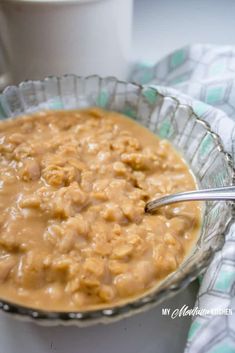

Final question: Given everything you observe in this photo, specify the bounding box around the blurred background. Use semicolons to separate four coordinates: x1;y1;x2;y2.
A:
0;0;133;85
133;0;235;63
1;0;235;89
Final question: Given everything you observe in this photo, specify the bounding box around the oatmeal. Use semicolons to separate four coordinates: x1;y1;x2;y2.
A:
0;108;200;311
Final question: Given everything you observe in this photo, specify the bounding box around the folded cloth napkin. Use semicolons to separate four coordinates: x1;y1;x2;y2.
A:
131;44;235;353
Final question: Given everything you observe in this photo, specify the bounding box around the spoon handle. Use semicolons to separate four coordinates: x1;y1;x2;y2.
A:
145;186;235;213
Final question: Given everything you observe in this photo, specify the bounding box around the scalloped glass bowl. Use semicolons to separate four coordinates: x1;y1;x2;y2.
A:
0;75;234;326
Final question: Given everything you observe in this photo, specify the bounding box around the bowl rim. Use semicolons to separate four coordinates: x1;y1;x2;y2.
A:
0;74;234;325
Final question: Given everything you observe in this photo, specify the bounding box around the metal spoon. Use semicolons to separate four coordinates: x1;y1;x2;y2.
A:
145;186;235;213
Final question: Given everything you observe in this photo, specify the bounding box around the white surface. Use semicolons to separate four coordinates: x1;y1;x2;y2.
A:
0;282;198;353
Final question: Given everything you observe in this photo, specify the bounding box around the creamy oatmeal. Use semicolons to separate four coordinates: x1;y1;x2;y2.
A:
0;108;200;311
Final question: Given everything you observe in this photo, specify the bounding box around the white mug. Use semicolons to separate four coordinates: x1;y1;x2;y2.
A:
0;0;133;86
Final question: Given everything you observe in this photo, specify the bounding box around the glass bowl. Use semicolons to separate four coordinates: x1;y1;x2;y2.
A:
0;75;234;326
